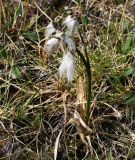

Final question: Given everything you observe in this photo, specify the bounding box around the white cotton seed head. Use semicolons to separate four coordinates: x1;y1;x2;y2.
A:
66;53;75;81
63;15;77;36
59;52;75;81
46;22;56;39
46;38;59;53
63;15;75;26
64;36;76;51
55;31;63;39
59;58;67;78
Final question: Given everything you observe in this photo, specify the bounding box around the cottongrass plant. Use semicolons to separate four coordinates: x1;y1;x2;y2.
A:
45;15;92;124
45;15;78;81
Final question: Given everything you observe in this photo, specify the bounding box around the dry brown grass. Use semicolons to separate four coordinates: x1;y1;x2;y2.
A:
0;0;135;159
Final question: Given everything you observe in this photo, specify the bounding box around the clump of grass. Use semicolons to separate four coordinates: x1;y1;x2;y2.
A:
0;0;135;160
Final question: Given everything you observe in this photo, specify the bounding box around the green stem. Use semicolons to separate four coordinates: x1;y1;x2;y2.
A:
76;48;92;124
78;30;92;124
76;48;87;67
85;62;92;124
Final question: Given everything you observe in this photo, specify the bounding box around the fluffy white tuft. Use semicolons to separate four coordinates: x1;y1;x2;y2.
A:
46;38;59;53
64;36;76;51
63;15;77;36
59;52;75;81
46;22;56;39
55;31;63;39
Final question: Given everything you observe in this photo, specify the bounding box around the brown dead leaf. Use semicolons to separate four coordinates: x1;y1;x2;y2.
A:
74;110;92;136
98;1;105;12
76;77;85;122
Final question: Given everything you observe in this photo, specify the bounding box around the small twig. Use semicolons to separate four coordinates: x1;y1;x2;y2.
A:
0;0;6;23
34;2;52;22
